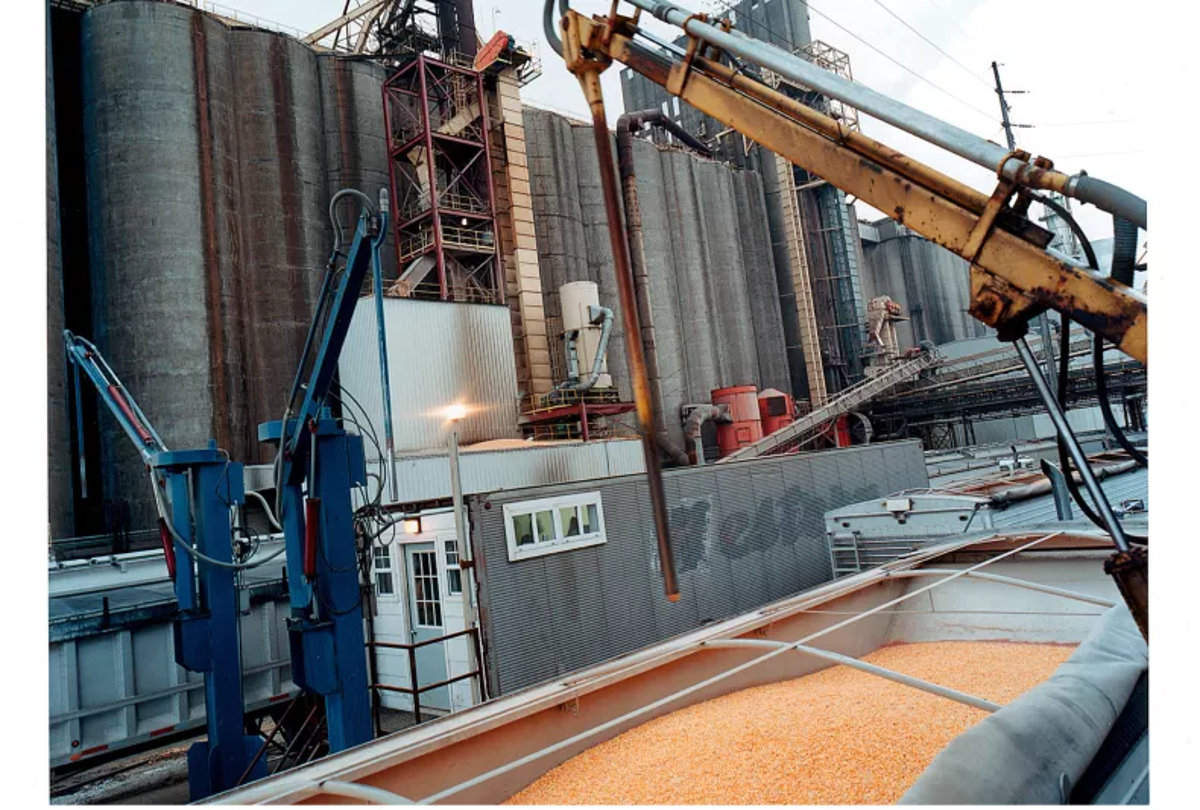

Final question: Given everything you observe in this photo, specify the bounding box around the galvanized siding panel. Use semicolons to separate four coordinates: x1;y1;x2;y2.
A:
751;461;796;603
471;502;558;694
473;441;926;694
595;480;662;656
339;298;520;454
675;469;738;625
541;544;613;677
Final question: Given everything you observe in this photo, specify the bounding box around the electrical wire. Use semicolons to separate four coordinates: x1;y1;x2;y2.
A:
151;471;286;571
802;0;998;125
868;0;994;91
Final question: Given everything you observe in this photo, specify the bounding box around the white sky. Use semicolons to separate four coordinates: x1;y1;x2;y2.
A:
183;0;1152;241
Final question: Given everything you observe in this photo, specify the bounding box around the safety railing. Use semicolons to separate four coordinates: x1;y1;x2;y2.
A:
367;627;486;725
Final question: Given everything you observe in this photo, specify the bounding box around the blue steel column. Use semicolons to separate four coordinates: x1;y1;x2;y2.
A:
312;420;372;750
154;445;264;799
258;417;373;752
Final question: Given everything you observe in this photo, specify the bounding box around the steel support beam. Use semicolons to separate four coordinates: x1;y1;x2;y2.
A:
700;638;1001;712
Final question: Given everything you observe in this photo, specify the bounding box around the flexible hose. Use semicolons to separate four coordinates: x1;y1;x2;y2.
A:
245;489;284;532
329;188;377;258
1071;175;1147;232
1093;336;1147;465
543;0;568;57
1110;215;1139;286
1033;195;1147;470
151;472;286;571
1056;317;1106;531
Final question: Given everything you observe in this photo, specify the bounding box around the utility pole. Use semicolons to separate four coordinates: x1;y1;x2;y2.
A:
992;61;1058;394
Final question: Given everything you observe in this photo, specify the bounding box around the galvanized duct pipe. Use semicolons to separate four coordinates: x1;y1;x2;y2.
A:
617;109;710;467
683;404;726;465
574;305;615;392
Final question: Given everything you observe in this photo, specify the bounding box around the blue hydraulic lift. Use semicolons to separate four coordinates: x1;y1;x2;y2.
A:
63;187;395;798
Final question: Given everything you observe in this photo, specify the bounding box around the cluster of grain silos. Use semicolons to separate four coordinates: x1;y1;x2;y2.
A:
56;0;394;533
522;107;790;451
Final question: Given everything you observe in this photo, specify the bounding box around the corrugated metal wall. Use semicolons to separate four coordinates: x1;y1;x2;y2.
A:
338;297;521;452
470;440;927;695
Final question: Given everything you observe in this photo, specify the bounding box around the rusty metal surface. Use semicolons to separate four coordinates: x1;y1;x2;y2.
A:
568;27;679;599
79;1;395;531
569;12;1147;365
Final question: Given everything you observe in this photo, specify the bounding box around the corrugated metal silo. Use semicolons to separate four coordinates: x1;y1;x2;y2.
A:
48;3;73;538
83;1;234;530
659;148;720;402
694;159;758;388
230;29;330;462
317;56;395;280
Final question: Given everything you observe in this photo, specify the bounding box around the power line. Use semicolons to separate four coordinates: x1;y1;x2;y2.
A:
803;1;998;126
1056;149;1146;159
1031;118;1141;128
869;0;994;91
922;0;983;49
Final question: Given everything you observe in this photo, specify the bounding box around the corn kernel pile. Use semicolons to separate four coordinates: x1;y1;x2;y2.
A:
505;641;1074;805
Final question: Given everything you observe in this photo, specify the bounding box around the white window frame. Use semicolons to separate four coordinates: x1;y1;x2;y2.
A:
371;543;399;602
444;538;463;595
503;492;607;562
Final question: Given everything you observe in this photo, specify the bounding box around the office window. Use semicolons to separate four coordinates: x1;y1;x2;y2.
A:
445;539;463;595
672;96;681;117
503;492;607;561
372;544;395;597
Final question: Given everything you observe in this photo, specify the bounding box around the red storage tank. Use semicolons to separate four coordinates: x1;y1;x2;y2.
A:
711;385;763;458
757;388;795;435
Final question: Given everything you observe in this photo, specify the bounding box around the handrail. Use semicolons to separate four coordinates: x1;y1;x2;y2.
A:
366;627;487;725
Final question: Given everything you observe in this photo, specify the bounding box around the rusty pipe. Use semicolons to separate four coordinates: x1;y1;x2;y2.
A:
617;109;704;468
576;65;680;601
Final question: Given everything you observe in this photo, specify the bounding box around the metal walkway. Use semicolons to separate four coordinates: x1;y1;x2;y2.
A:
719;353;936;462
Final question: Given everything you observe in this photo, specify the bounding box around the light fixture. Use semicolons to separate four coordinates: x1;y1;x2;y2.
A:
403;517;422;535
444;402;469;421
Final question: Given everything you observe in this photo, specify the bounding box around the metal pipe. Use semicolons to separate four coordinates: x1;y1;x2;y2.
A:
683;404;724;465
1014;338;1129;551
622;0;1146;228
413;532;1058;805
700;638;1002;712
576;305;615;392
371;188;399;502
316;780;413;805
617;109;702;468
271;703;321;775
576;61;679;601
1040;459;1075;520
448;423;480;705
887;569;1117;608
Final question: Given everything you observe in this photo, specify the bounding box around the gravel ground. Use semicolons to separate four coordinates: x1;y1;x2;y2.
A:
505;641;1076;805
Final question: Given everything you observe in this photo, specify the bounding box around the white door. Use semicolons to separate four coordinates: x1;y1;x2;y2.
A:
405;543;450;711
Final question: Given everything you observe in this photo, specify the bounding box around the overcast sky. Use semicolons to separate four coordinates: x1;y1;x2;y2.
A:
222;0;1149;242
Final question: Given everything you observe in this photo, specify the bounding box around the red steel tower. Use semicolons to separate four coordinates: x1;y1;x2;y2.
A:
383;54;502;303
